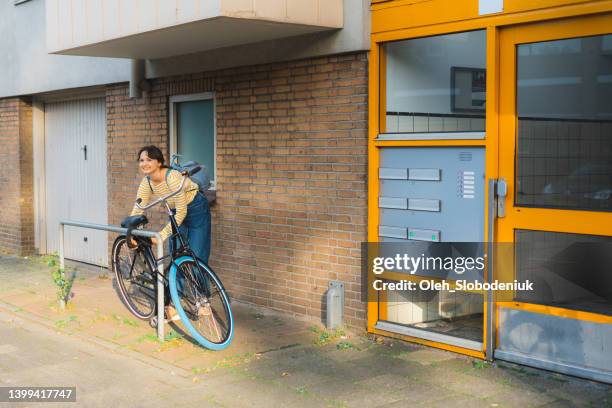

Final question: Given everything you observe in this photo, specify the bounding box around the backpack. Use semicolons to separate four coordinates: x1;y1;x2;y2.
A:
146;155;215;204
169;155;211;192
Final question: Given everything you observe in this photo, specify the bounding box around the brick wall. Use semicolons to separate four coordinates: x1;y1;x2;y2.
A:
107;52;368;328
0;97;34;255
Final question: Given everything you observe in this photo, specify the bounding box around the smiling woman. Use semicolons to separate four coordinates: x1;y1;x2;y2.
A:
129;145;211;264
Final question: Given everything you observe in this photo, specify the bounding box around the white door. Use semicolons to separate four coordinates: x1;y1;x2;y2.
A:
44;98;108;266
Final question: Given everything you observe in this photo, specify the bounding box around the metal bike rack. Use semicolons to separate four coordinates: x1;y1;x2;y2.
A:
58;220;166;341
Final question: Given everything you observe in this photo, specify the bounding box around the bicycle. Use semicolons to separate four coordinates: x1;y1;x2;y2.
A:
111;167;234;350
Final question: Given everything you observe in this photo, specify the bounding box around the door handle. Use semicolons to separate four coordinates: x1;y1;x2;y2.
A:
496;178;508;218
82;145;87;161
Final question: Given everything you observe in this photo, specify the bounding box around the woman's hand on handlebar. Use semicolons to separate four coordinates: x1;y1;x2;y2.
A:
129;236;157;248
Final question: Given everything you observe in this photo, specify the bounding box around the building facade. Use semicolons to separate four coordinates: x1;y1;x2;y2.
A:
0;0;370;328
369;0;612;383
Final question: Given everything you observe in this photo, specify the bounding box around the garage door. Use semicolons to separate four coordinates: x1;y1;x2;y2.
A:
44;98;108;266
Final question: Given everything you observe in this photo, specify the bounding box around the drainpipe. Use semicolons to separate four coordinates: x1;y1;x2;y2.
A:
130;59;147;99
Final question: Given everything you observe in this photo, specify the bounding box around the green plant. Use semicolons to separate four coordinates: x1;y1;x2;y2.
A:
310;325;346;346
336;341;354;350
136;333;161;344
55;315;78;328
51;268;76;307
472;360;492;369
164;330;184;341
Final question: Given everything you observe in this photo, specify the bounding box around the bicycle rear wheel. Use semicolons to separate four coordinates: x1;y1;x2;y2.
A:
112;235;156;320
168;256;234;350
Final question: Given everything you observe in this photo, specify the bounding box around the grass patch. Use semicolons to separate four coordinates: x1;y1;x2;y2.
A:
192;366;211;375
336;341;354;350
112;332;127;340
472;360;492;369
190;352;256;377
295;386;310;397
112;314;140;327
164;330;183;341
55;315;78;329
136;333;161;344
309;325;346;346
214;352;255;369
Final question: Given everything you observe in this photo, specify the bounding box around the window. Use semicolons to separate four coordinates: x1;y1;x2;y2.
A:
515;34;612;211
515;230;612;316
169;93;216;189
382;30;487;139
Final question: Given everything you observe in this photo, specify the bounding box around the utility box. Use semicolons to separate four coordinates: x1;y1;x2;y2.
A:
326;281;344;329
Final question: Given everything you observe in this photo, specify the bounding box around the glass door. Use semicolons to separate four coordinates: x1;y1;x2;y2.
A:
496;13;612;381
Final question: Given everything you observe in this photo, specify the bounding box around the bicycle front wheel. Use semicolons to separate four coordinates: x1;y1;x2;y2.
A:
112;235;156;320
168;256;234;350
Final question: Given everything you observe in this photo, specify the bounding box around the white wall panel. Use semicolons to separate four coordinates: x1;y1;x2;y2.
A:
87;0;105;43
119;0;138;36
138;0;158;32
178;0;199;23
44;98;108;266
158;0;178;27
200;0;221;17
103;0;121;39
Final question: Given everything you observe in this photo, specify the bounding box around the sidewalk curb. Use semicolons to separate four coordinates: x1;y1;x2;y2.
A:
0;300;193;379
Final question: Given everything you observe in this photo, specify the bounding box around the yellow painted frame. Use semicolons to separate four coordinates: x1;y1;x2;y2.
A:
497;11;612;323
368;1;612;358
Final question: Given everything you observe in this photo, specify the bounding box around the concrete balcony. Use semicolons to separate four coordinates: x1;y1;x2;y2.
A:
46;0;343;59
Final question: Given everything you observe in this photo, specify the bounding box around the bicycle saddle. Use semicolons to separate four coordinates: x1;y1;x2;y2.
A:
121;215;149;249
121;215;148;229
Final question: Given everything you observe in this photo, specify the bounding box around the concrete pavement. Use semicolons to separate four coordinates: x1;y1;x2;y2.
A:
0;254;611;407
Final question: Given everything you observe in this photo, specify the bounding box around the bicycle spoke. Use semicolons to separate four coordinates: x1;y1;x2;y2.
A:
113;236;156;320
171;259;233;347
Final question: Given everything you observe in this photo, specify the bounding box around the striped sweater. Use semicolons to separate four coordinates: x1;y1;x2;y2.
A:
130;169;198;241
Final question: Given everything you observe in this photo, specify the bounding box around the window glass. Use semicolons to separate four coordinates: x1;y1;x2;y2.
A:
384;30;486;135
176;99;215;185
383;282;484;343
516;34;612;210
515;230;612;316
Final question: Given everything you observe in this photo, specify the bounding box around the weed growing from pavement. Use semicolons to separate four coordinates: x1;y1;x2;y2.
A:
309;325;346;346
50;267;76;308
294;386;309;396
136;333;161;344
164;330;183;341
55;315;78;328
336;341;354;350
191;352;257;377
472;360;492;369
112;314;140;327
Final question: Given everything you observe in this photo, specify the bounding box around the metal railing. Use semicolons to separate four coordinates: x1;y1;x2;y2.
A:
58;220;166;341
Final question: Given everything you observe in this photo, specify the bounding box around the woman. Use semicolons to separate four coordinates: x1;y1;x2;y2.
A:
130;145;211;262
130;145;212;318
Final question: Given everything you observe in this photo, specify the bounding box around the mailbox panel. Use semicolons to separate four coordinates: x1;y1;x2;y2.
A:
378;147;485;242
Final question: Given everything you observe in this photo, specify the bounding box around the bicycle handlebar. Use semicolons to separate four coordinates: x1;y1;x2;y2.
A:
134;168;199;211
